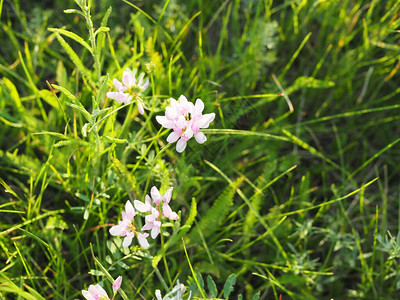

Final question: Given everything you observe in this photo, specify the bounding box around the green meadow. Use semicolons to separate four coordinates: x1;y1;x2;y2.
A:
1;0;400;299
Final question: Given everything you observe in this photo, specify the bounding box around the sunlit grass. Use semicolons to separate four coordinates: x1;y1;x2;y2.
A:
1;0;400;299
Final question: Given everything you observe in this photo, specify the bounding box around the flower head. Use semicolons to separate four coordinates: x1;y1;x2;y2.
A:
133;186;179;239
109;200;149;248
156;95;215;152
155;280;189;300
82;284;110;300
107;68;149;114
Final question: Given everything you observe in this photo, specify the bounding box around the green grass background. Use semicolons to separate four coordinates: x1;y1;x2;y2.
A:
1;0;400;299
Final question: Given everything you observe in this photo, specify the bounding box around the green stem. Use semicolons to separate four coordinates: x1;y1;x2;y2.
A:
118;102;135;139
159;221;172;285
144;142;171;193
83;3;101;80
88;102;131;133
154;266;169;292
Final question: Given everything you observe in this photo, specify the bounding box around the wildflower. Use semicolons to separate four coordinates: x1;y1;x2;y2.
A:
106;68;149;114
155;186;178;221
141;207;161;238
155;280;190;300
150;186;173;205
133;194;153;213
109;200;150;248
112;276;122;293
133;186;179;239
156;95;215;152
82;284;110;300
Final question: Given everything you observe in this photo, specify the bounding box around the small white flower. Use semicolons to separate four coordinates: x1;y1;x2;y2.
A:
109;200;150;248
155;280;190;300
107;68;149;114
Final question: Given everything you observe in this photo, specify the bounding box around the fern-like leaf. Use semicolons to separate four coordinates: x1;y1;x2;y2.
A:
190;177;243;243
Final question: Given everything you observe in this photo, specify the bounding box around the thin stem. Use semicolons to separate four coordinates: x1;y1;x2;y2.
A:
154;266;169;292
88;102;132;133
159;217;172;286
82;3;101;80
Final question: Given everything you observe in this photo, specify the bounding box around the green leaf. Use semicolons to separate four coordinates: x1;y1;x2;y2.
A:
190;178;243;243
196;272;204;290
56;61;68;87
51;84;91;121
101;136;128;144
54;139;89;148
63;8;85;16
207;275;218;298
51;84;76;101
185;197;197;227
65;102;92;122
88;269;104;276
45;216;68;230
52;33;92;79
39;89;59;109
96;7;112;59
223;273;236;299
101;6;112;27
286;76;335;95
111;156;137;191
3;77;23;112
48;28;93;53
252;293;260;300
96;74;109;106
94;26;110;37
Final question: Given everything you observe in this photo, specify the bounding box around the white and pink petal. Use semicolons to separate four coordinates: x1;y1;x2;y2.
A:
125;200;136;220
193;98;204;116
155;116;174;129
176;139;187;153
151;223;161;239
137;232;150;248
122;234;134;248
167;131;180;143
112;78;126;92
109;224;125;236
137;100;144;115
194;132;207;144
151;186;162;204
198;113;216;128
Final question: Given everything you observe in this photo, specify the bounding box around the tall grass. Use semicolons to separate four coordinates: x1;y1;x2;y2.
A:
1;0;400;299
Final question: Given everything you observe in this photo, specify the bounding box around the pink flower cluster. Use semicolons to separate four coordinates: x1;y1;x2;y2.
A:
107;68;149;114
82;276;122;300
109;200;150;248
134;186;178;239
156;95;215;152
109;186;178;249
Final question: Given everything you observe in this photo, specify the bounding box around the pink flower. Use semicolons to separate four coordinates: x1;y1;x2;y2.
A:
82;284;110;300
148;186;178;220
150;186;172;205
112;276;122;293
106;68;149;114
163;203;179;221
134;194;153;213
137;232;150;248
141;207;161;238
109;200;149;248
156;95;215;152
133;186;179;239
